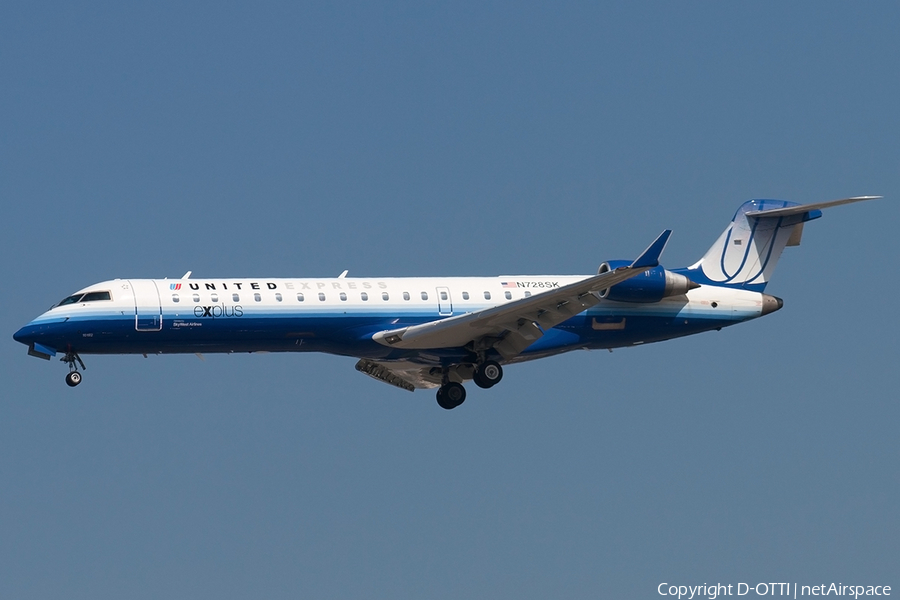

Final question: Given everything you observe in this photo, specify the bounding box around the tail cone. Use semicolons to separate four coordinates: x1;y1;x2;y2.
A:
761;294;784;316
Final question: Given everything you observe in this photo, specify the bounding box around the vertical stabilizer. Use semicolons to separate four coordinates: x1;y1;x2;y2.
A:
684;199;821;292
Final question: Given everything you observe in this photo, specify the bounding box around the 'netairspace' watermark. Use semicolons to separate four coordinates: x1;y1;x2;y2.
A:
658;583;891;599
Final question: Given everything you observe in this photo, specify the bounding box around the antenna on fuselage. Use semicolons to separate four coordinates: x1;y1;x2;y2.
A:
182;271;192;279
338;270;348;278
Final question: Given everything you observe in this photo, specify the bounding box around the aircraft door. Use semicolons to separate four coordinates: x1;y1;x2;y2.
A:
436;286;452;316
130;280;162;331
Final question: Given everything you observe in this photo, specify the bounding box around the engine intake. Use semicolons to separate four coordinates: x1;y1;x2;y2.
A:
598;261;700;303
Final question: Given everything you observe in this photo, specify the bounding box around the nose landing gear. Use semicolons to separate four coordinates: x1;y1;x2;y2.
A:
61;351;85;387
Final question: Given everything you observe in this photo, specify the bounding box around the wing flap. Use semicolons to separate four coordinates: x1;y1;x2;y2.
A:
355;359;440;390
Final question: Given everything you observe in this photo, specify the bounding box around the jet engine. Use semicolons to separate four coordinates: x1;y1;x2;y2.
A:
597;261;699;303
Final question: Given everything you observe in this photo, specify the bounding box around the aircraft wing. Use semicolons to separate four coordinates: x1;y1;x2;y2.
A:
371;230;672;359
355;359;441;391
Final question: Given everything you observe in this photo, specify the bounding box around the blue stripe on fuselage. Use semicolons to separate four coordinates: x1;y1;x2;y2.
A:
15;302;740;366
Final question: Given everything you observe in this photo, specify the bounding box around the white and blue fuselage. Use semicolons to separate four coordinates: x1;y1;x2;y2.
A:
13;196;881;408
14;275;769;361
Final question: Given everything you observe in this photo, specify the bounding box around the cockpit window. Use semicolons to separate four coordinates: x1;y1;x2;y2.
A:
56;290;111;307
81;291;111;302
57;294;83;306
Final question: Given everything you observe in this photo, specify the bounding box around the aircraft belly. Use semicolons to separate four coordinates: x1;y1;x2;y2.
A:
518;312;738;357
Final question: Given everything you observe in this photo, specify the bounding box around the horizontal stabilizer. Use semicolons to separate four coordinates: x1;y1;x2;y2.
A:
688;195;883;292
745;196;882;218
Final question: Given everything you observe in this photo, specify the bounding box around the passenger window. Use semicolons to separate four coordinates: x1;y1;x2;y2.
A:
172;294;180;303
524;291;532;297
462;292;469;300
361;292;368;301
421;292;428;301
297;293;304;302
382;292;389;301
318;293;326;301
193;294;201;303
440;291;448;301
505;291;512;300
403;292;410;301
254;293;261;302
211;293;219;303
340;292;347;301
81;291;111;302
233;293;240;302
275;293;282;302
484;291;491;300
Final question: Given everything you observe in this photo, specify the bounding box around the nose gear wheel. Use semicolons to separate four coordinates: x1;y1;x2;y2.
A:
60;351;85;387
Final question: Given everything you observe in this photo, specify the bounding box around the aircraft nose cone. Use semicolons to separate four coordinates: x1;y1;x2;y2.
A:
761;294;784;316
13;325;31;345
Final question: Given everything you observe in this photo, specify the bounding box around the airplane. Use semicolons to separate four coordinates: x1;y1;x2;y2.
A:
13;196;882;409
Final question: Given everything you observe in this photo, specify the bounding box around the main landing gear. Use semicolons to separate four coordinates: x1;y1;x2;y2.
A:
61;351;85;387
435;361;504;410
436;382;466;410
473;360;503;389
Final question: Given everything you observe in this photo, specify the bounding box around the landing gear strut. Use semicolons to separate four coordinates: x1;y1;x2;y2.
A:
61;351;85;387
473;360;503;389
436;382;466;410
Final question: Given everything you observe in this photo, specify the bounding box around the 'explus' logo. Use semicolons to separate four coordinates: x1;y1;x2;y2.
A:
193;305;243;318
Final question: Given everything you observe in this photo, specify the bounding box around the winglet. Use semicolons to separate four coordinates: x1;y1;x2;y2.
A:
630;230;672;269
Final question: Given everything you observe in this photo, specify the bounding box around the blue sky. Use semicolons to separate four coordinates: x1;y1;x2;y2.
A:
2;2;898;598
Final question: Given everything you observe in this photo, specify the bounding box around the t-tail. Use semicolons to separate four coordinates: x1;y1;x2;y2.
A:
680;196;882;292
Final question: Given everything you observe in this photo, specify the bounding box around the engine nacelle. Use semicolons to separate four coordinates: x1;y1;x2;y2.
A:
597;260;699;303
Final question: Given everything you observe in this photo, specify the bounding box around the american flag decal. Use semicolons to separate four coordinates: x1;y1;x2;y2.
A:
501;282;517;289
170;283;182;290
